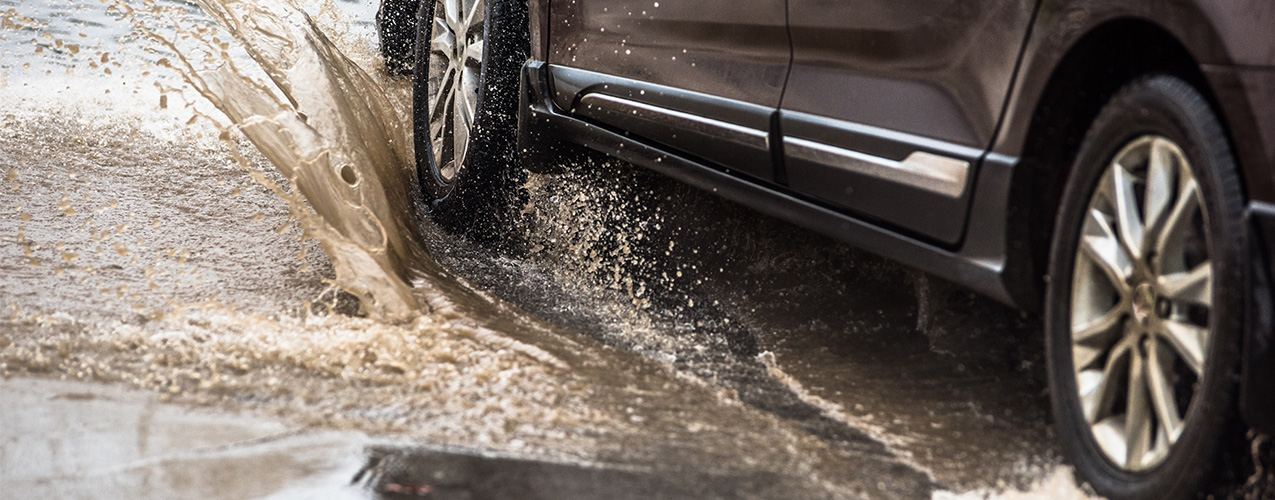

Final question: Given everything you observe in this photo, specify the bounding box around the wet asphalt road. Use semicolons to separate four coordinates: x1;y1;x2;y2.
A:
0;97;1075;499
4;0;1275;499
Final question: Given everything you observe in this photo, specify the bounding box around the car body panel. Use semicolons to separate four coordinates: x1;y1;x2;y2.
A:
777;0;1036;244
545;0;789;181
546;0;790;108
781;0;1035;148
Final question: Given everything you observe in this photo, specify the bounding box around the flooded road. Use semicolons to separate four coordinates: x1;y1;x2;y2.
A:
3;0;1272;499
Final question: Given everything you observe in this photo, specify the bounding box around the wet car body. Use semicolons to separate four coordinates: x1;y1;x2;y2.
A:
514;0;1275;436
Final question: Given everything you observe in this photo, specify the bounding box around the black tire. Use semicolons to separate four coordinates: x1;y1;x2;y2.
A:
1045;75;1245;500
377;0;419;75
412;0;528;244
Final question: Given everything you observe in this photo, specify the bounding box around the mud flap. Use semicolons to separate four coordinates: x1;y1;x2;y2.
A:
1242;202;1275;434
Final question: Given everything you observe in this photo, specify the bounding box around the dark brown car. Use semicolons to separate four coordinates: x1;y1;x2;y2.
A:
376;1;1275;498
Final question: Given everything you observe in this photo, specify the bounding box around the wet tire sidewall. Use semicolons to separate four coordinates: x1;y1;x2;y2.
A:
1045;75;1244;500
377;0;420;75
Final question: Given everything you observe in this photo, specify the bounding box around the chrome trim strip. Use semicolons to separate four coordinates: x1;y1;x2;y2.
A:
784;137;970;198
577;93;769;151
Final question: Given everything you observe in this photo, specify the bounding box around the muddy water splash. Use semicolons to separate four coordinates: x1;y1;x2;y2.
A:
120;0;431;321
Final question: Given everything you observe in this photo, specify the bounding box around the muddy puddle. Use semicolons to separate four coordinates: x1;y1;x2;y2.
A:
7;0;1269;498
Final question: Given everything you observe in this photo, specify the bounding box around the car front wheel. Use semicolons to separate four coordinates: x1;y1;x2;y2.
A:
1045;75;1245;500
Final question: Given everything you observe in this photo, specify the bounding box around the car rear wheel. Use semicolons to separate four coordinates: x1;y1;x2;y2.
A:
412;0;527;243
1045;75;1244;500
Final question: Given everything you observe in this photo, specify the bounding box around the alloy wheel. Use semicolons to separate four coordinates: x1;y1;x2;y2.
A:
426;0;485;182
1070;135;1213;472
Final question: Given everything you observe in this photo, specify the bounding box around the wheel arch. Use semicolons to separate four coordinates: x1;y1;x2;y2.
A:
1002;16;1228;313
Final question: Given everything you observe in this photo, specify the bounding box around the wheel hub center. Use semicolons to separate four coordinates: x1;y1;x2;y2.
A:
1132;283;1157;323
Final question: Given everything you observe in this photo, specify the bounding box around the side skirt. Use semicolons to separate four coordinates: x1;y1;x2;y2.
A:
518;60;1030;309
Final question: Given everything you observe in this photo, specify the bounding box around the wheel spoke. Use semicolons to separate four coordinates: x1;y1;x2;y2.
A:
1074;346;1106;375
1073;306;1124;375
1143;138;1177;247
444;0;463;33
455;72;474;128
452;83;471;168
430;19;455;59
1146;338;1185;443
1092;416;1130;469
429;94;449;142
1080;335;1136;424
1124;346;1153;469
1080;208;1134;293
1162;319;1207;376
460;68;479;126
1154;178;1200;264
464;39;485;67
1109;164;1146;261
1159;262;1212;307
1073;305;1125;349
428;66;456;123
429;109;447;142
428;71;455;164
430;98;452;165
465;0;485;36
